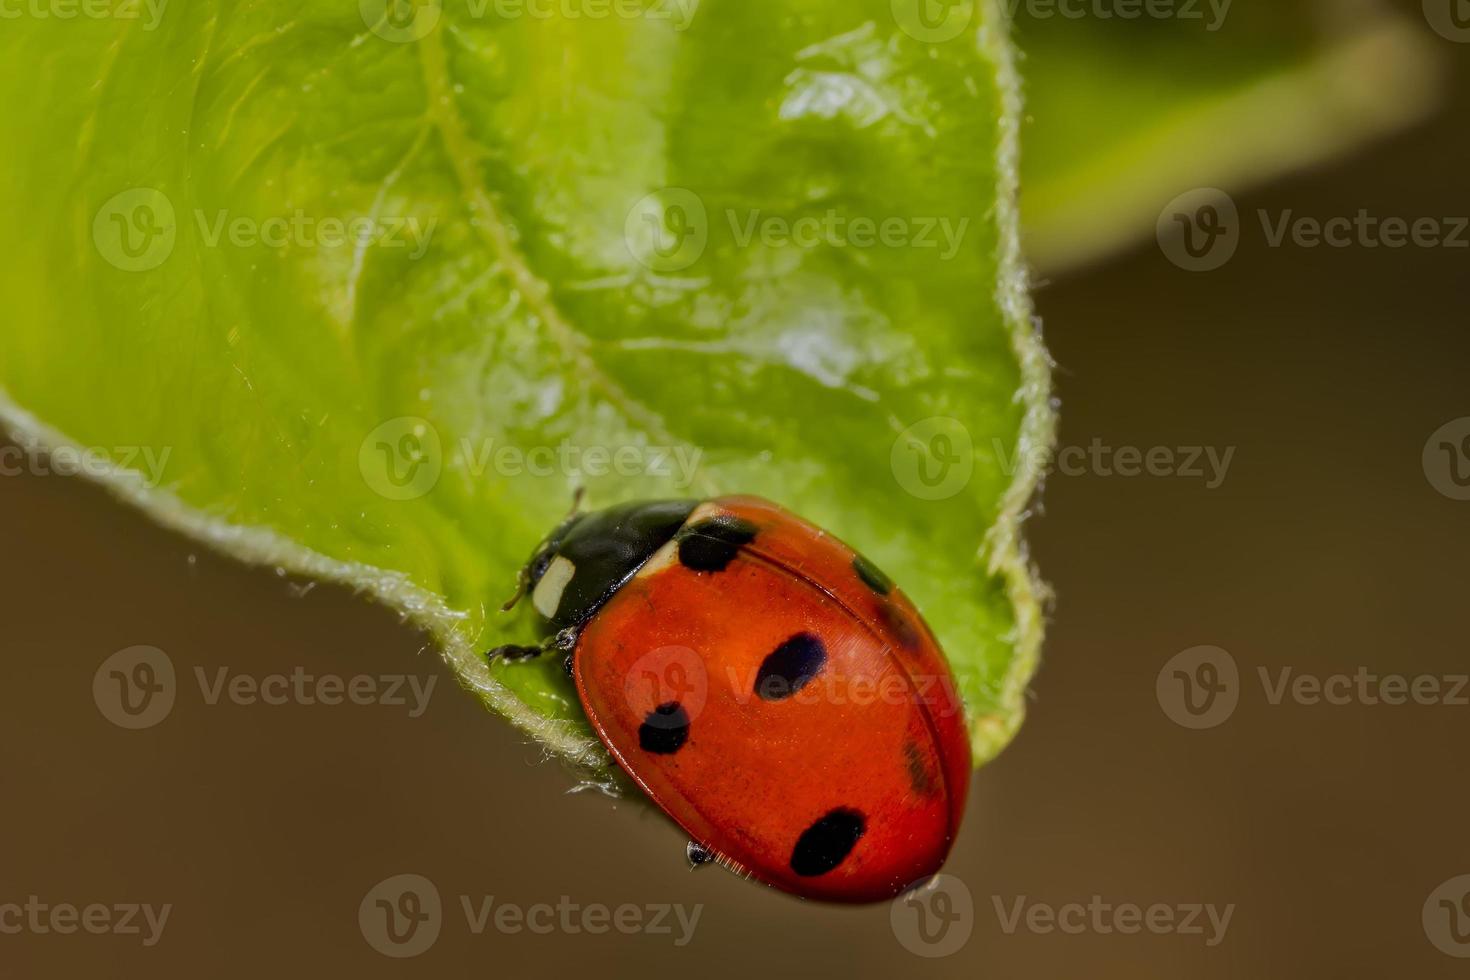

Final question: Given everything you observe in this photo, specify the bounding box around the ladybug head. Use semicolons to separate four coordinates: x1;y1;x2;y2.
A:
518;499;697;634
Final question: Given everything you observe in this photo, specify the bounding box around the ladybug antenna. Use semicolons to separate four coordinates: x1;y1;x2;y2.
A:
499;565;530;612
500;487;585;614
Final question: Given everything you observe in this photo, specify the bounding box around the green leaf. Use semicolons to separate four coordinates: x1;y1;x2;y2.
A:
0;0;1052;776
1018;0;1446;272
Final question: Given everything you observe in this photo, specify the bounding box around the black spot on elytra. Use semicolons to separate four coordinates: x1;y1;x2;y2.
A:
852;553;893;596
790;808;866;877
676;515;758;572
755;632;827;701
880;602;922;650
904;741;939;797
638;702;690;754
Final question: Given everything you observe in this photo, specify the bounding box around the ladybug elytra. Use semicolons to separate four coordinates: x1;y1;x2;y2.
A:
491;496;971;903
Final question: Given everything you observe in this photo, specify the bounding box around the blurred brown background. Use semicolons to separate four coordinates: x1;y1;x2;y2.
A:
3;18;1467;980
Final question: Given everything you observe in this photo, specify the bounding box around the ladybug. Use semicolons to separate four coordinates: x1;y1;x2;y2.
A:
490;496;970;903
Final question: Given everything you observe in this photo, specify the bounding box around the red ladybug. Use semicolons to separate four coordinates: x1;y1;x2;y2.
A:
491;496;970;903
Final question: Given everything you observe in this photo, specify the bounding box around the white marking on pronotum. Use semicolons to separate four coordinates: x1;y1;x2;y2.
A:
635;502;724;579
636;539;680;579
533;555;576;620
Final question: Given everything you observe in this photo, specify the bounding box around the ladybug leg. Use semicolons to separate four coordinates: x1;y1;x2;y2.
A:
686;842;716;869
485;643;545;662
486;625;580;665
